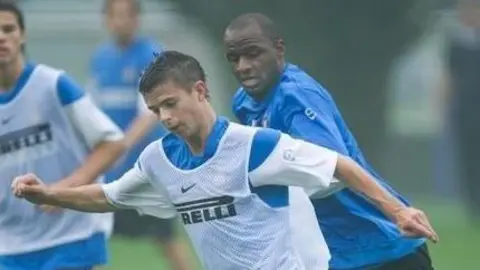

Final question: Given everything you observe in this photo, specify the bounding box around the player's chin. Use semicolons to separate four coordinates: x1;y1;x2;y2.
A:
243;85;265;96
169;126;187;137
0;57;11;66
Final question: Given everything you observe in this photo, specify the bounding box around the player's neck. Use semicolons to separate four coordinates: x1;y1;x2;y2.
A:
253;76;281;102
0;56;25;93
115;35;135;49
184;106;217;155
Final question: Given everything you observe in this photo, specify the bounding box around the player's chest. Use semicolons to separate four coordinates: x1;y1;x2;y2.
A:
0;91;60;136
150;158;249;225
243;106;283;130
0;96;70;161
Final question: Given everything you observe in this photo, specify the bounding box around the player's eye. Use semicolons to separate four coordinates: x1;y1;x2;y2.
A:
226;53;239;63
2;25;16;34
164;100;177;108
149;106;159;114
246;48;262;58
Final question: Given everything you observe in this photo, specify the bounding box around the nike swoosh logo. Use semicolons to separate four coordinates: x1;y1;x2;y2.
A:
181;183;196;193
1;116;14;125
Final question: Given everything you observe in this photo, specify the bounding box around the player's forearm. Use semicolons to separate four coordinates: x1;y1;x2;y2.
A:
123;114;157;148
44;184;117;213
65;140;126;187
335;156;406;221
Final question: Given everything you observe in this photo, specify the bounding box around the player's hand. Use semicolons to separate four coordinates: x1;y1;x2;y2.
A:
394;207;439;243
11;173;50;205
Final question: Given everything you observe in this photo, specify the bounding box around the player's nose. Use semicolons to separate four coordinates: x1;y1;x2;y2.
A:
0;31;7;43
236;56;252;73
158;108;173;123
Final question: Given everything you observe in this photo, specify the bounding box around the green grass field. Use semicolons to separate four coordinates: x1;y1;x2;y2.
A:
103;199;479;270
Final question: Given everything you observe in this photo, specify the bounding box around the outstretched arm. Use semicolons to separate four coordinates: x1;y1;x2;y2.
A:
43;184;115;213
12;174;115;213
12;166;176;218
248;129;439;242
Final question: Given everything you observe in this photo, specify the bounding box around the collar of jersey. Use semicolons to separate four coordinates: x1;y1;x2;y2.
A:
0;62;36;104
197;116;229;158
163;116;230;166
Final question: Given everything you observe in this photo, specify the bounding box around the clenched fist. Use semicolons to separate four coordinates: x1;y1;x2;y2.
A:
11;173;50;205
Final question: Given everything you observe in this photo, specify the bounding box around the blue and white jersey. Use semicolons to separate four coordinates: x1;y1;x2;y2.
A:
0;63;123;255
102;118;338;270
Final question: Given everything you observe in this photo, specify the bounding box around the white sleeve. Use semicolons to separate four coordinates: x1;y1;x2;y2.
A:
248;133;339;191
101;166;177;218
64;95;124;148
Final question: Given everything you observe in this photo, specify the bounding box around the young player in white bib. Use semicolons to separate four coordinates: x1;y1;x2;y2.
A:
0;1;125;269
12;51;438;270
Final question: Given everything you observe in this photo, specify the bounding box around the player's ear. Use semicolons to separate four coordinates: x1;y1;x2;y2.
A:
192;80;208;101
274;38;285;58
19;32;26;51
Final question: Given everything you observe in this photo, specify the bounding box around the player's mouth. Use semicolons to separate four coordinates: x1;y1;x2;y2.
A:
241;77;260;88
0;47;10;56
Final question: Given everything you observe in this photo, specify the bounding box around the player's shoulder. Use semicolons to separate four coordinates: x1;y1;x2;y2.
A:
279;64;329;98
131;36;163;57
275;63;333;108
34;63;64;77
137;36;161;49
91;41;117;61
30;63;66;87
138;138;164;164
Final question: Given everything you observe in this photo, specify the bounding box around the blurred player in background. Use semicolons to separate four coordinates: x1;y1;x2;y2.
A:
12;50;438;270
225;13;437;270
88;0;193;269
0;1;125;269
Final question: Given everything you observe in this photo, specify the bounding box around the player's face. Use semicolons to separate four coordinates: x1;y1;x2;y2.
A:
144;80;208;139
0;11;24;66
224;25;284;99
106;0;138;42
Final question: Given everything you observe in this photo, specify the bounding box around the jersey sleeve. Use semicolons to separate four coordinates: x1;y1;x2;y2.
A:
248;128;339;192
101;163;176;218
56;73;85;106
57;74;123;148
281;86;349;155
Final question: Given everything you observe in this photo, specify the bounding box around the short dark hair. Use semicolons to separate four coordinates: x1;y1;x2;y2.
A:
139;50;207;96
102;0;141;14
0;0;24;32
226;13;280;42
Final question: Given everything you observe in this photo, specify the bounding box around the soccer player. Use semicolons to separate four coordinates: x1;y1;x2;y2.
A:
0;1;125;269
224;13;437;270
12;51;438;270
89;1;193;269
